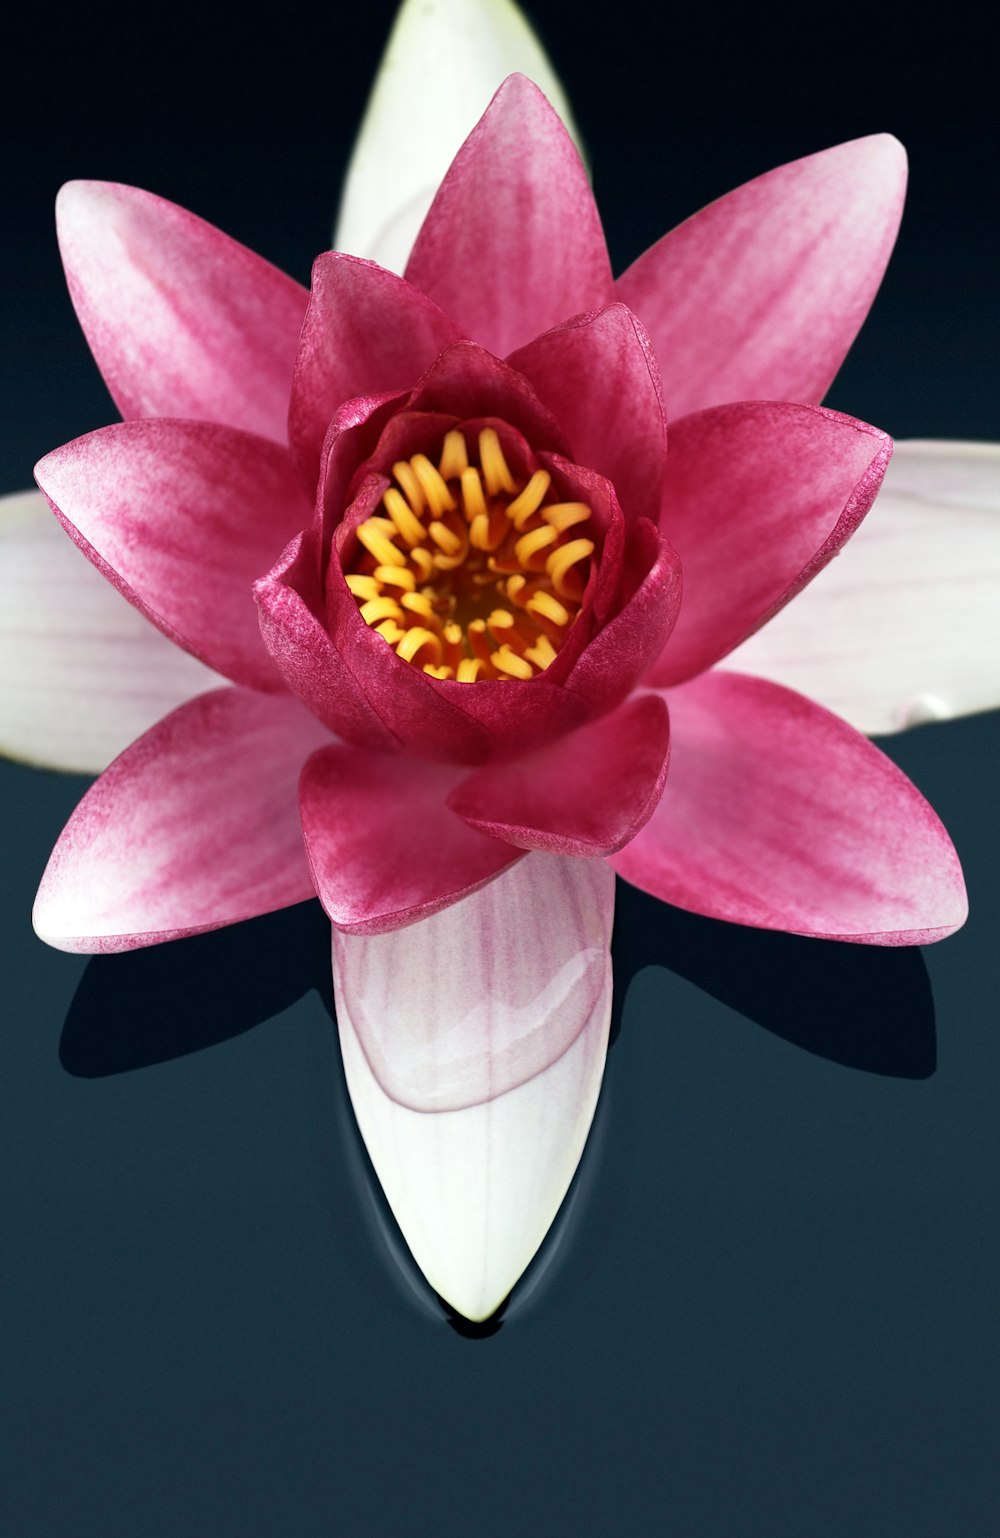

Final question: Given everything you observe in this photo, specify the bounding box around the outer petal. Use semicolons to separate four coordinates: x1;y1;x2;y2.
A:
289;255;462;485
647;402;891;688
335;0;582;274
334;855;614;1321
617;135;907;420
508;303;667;524
0;490;222;773
405;75;612;357
33;689;331;953
57;181;308;441
612;673;967;945
300;743;519;933
449;694;670;856
35;420;312;690
725;441;1000;733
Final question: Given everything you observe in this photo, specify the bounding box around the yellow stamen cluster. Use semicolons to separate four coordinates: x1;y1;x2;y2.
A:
344;428;595;682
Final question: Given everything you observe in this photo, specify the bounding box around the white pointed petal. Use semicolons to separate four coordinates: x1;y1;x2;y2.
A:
724;441;1000;734
333;854;614;1321
0;490;224;772
335;0;582;273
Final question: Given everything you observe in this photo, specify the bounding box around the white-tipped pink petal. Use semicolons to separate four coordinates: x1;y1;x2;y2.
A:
724;440;1000;733
35;420;312;691
612;672;967;945
57;181;308;441
0;491;222;772
33;689;331;953
405;75;612;357
335;0;582;274
333;854;614;1320
617;135;907;420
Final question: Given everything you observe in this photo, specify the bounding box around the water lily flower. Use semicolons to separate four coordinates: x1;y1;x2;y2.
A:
3;0;990;1322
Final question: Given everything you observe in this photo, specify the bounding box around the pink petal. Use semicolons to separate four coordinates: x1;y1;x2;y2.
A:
289;255;461;485
0;490;223;773
405;75;613;356
616;135;907;419
449;693;670;856
647;402;891;688
725;439;1000;734
300;743;519;933
33;689;331;953
612;673;967;945
57;181;308;442
35;420;313;691
403;340;567;454
332;850;613;1109
508;303;667;524
254;530;401;751
564;518;682;715
336;854;613;1321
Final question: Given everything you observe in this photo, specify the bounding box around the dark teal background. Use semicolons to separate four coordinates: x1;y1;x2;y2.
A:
3;1;998;1531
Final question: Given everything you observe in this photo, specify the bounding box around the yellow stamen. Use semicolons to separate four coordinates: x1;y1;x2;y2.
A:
543;501;591;533
345;573;381;601
401;591;438;622
359;596;404;627
460;466;488;524
375;564;416;592
411;454;456;515
515;524;558;568
428;520;464;557
493;645;534;680
356;521;407;567
456;657;486;683
423;663;455;680
376;619;405;645
393;460;425;515
506;470;551;529
547;538;595;597
410;547;435;582
438;430;469;481
396;627;442;666
526;590;571;626
525;634;558;670
479;428;517;496
383;487;425;546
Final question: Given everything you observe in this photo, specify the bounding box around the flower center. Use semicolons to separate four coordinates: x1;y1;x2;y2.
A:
344;428;595;682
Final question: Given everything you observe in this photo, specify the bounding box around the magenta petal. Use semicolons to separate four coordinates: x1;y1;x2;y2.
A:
33;689;331;953
508;303;667;525
332;852;614;1111
255;531;401;750
611;673;968;945
449;694;670;856
56;181;308;441
289;255;462;485
616;135;907;419
35;420;313;690
405;75;612;356
403;340;567;454
647;402;891;688
300;744;519;934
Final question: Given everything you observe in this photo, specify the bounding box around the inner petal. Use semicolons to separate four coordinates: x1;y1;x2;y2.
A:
342;427;596;682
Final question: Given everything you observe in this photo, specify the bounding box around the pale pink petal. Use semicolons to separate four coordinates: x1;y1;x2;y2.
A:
57;181;308;441
647;402;891;688
612;673;967;944
336;0;582;273
334;854;614;1318
725;440;1000;733
508;303;667;524
300;743;518;933
616;135;907;420
405;75;612;356
33;689;331;953
289;255;461;484
35;420;312;690
0;490;223;773
449;694;670;856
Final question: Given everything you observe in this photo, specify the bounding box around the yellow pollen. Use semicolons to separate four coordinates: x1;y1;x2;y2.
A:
343;431;597;683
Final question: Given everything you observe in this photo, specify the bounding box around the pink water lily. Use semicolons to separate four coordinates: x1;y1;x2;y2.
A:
4;0;987;1321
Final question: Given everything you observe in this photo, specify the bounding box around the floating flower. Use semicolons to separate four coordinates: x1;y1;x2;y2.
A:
3;0;988;1321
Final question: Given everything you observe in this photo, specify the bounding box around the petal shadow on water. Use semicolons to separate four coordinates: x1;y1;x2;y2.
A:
59;899;334;1077
610;878;936;1079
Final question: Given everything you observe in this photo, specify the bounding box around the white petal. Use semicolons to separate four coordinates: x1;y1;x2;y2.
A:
724;441;1000;734
334;0;582;274
0;490;224;772
333;854;613;1321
